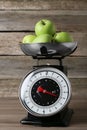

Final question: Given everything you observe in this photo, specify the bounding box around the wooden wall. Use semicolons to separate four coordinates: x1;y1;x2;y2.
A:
0;0;87;98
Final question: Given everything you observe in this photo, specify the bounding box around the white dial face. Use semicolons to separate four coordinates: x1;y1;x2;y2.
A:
19;67;71;117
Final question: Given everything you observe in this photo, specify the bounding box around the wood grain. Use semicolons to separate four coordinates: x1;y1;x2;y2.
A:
0;0;87;10
0;78;87;98
0;1;87;129
0;11;87;32
0;56;87;97
0;56;86;79
0;98;87;130
0;0;86;106
0;32;87;56
0;55;86;97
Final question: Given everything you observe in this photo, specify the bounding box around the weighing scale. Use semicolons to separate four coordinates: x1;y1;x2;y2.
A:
19;42;77;126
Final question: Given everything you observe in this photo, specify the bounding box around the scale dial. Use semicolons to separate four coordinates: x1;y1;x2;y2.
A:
19;67;71;117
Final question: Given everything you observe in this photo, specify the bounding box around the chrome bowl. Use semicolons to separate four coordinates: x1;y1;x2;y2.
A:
20;42;77;57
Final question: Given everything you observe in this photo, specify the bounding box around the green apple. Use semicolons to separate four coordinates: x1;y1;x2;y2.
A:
32;34;52;43
22;34;36;43
35;19;56;36
53;32;73;43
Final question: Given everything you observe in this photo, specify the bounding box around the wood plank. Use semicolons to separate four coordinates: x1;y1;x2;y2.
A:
0;98;87;110
0;56;86;97
0;11;87;32
0;0;87;10
0;98;87;111
0;78;87;98
0;79;19;97
0;98;87;130
64;56;87;78
0;56;86;79
70;78;87;99
0;32;87;56
0;32;25;56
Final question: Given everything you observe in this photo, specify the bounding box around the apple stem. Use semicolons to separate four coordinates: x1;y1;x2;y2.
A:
41;20;45;25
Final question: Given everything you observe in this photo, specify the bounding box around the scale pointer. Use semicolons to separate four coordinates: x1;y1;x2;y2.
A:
37;86;57;97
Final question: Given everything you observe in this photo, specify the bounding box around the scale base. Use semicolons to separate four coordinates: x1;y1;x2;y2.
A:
20;108;73;126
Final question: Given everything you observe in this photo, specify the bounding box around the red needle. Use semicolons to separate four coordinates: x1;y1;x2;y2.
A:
37;86;57;97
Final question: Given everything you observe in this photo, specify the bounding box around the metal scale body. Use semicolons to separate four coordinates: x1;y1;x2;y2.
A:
19;42;77;126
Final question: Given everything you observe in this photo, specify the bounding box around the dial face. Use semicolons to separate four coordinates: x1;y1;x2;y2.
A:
19;67;71;117
31;78;60;106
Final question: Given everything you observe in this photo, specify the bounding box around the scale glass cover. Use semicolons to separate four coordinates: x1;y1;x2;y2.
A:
19;67;71;117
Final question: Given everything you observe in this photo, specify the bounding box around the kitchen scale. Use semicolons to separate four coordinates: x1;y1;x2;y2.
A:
19;42;77;126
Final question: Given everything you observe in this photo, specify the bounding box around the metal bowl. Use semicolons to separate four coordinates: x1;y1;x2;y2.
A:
20;42;77;57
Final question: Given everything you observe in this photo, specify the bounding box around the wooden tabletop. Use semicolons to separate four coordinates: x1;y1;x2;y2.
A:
0;97;87;130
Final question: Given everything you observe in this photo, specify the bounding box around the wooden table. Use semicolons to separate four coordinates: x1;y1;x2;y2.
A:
0;97;87;130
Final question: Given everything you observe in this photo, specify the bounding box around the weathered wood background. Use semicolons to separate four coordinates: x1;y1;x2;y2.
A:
0;0;87;130
0;0;87;99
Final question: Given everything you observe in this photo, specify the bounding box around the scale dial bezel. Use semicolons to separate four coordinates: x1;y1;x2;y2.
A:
19;67;71;117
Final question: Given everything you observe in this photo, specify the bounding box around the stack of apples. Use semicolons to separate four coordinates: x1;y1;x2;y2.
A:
22;19;73;44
